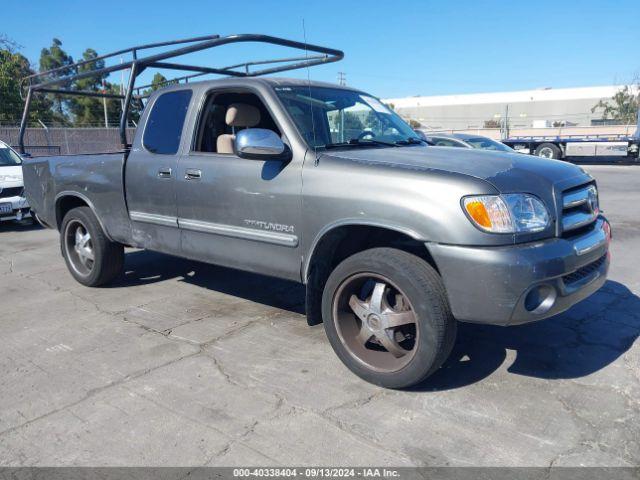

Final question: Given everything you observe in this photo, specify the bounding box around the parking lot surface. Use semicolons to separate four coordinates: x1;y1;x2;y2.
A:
0;165;638;467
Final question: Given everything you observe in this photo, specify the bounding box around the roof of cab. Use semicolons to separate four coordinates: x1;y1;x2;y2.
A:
153;76;364;94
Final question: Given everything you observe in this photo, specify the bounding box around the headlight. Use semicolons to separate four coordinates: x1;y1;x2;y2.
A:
463;194;550;233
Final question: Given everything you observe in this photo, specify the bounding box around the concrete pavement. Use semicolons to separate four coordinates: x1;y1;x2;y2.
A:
0;165;638;467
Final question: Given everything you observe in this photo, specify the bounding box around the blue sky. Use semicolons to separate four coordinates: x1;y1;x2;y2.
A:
3;0;638;98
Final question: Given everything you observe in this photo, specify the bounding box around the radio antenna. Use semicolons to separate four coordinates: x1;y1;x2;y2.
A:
302;19;319;164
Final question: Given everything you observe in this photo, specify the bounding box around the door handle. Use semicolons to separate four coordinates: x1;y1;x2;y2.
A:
157;167;172;178
185;168;202;180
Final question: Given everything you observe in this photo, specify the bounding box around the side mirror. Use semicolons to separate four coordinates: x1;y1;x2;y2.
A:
21;152;32;159
235;128;288;160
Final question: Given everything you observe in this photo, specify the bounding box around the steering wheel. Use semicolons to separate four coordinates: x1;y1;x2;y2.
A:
358;130;376;140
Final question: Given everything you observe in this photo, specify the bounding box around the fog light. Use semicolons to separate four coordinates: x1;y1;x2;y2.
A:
524;285;557;314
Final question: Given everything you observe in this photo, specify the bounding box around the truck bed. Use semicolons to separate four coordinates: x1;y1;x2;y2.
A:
22;152;132;243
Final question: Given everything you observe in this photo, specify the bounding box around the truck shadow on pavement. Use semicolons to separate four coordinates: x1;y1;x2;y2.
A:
118;250;307;314
415;280;640;391
0;220;42;233
117;252;638;390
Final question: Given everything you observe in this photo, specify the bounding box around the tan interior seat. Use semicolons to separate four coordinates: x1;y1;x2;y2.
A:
216;103;261;154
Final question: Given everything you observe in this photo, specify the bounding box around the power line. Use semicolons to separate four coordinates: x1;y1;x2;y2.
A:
337;72;346;86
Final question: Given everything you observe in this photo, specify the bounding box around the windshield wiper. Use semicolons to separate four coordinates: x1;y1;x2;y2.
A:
324;138;399;149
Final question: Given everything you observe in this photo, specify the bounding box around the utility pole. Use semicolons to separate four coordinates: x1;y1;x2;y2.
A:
102;79;109;129
337;72;346;86
500;104;510;140
38;119;52;148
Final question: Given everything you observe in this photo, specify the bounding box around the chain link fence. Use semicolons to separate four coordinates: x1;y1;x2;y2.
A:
0;127;136;156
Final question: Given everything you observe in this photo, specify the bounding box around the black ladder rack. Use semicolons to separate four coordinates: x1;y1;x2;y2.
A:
19;33;344;153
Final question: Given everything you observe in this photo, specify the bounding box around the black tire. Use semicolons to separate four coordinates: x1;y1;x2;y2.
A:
60;206;124;287
534;142;562;160
322;248;456;389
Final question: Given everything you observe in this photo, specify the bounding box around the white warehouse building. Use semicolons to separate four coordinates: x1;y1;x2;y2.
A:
384;85;633;131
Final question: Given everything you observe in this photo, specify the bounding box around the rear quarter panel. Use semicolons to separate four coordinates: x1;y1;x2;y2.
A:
22;153;132;243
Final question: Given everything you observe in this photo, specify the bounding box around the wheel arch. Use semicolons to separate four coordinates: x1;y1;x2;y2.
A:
54;191;114;242
302;220;439;326
303;220;434;280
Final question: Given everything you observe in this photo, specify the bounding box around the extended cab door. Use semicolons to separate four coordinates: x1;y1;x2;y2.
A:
175;88;303;281
125;89;193;254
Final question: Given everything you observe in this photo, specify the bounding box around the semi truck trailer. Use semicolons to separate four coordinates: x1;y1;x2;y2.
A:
503;110;640;161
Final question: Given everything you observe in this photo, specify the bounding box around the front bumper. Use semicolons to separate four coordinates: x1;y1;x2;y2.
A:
0;195;30;222
428;215;611;326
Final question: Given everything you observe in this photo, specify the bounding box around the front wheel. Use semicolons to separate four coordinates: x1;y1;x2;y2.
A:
322;248;456;389
60;206;124;286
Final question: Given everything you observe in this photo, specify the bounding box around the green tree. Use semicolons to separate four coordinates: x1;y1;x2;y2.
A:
0;49;32;124
39;43;126;127
106;82;129;126
0;33;21;52
365;110;382;131
330;110;364;138
150;73;170;91
591;84;639;125
344;111;364;131
141;73;177;96
39;38;75;119
0;47;58;125
69;48;111;126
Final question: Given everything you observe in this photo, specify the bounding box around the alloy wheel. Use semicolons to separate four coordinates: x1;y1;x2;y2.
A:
332;273;418;372
538;147;554;158
64;220;95;276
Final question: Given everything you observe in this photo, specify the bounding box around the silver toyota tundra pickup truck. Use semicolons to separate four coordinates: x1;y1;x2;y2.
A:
20;36;611;388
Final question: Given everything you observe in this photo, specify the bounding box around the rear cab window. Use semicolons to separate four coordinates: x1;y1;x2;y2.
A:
143;90;193;154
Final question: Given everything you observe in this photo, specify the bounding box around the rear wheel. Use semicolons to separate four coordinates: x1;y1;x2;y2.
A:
322;248;456;389
60;206;124;286
535;142;562;159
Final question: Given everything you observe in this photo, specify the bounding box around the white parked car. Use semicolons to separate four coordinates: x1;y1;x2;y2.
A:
0;141;31;223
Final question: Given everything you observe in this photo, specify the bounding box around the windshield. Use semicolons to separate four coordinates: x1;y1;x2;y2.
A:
0;145;22;166
464;137;513;152
275;86;421;148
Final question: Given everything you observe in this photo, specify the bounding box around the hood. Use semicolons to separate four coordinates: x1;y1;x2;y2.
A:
324;145;591;194
0;165;24;188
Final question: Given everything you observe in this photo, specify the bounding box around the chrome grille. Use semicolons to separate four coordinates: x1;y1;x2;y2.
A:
561;183;598;236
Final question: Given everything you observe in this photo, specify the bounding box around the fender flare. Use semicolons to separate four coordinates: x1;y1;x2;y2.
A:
301;218;427;282
54;191;115;242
